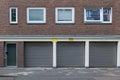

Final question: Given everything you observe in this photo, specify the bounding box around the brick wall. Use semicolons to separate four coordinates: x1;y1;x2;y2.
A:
0;42;4;67
17;42;24;67
0;0;120;35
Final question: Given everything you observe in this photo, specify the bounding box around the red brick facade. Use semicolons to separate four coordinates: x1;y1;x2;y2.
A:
0;42;4;67
0;0;120;68
0;0;120;35
17;42;24;67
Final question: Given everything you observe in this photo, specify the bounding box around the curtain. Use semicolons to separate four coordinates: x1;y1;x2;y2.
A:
58;9;72;21
29;9;44;21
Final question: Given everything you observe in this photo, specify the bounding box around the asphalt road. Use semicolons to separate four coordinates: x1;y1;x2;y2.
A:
1;76;120;80
0;68;120;80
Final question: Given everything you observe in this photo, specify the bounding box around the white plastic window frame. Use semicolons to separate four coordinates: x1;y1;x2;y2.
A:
9;7;18;24
27;7;46;24
55;7;75;24
84;7;112;23
102;8;112;23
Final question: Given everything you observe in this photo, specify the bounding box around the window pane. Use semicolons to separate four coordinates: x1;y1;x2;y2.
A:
11;9;16;21
103;8;111;21
29;9;44;21
58;9;72;21
86;8;100;20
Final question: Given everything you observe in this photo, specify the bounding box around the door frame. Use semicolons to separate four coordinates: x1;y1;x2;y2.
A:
5;42;17;67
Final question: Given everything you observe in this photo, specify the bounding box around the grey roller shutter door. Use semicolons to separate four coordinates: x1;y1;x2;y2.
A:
57;42;85;67
25;42;53;67
89;42;117;68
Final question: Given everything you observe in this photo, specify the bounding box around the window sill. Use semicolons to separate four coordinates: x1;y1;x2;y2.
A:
27;23;46;25
27;21;46;24
84;22;112;25
10;23;18;25
55;23;75;25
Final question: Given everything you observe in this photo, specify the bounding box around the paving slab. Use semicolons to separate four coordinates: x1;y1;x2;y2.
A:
0;77;14;80
0;68;120;80
94;77;120;80
16;77;95;80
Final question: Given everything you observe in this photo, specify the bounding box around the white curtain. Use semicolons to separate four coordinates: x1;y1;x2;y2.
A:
58;9;72;21
29;9;44;21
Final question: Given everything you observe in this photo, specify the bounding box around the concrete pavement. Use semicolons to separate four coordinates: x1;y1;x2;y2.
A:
0;68;120;80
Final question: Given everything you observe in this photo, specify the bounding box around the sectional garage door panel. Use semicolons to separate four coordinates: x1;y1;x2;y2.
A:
25;42;53;67
89;42;117;68
57;42;85;67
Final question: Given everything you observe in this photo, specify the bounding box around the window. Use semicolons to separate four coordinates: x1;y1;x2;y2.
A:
27;8;46;23
103;8;112;23
84;8;112;23
10;7;18;24
55;7;75;23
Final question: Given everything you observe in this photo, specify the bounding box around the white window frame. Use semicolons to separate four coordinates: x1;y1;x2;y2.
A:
9;7;18;24
102;8;112;23
55;7;75;24
27;7;46;24
84;7;112;23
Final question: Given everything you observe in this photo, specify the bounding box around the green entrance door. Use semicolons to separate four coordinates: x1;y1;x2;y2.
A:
7;44;16;66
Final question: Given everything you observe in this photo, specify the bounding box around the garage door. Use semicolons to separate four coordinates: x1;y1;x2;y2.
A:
25;42;53;67
89;42;117;68
57;42;85;67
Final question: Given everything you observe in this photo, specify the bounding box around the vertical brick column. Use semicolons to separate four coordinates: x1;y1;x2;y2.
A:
17;42;24;67
0;42;4;67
